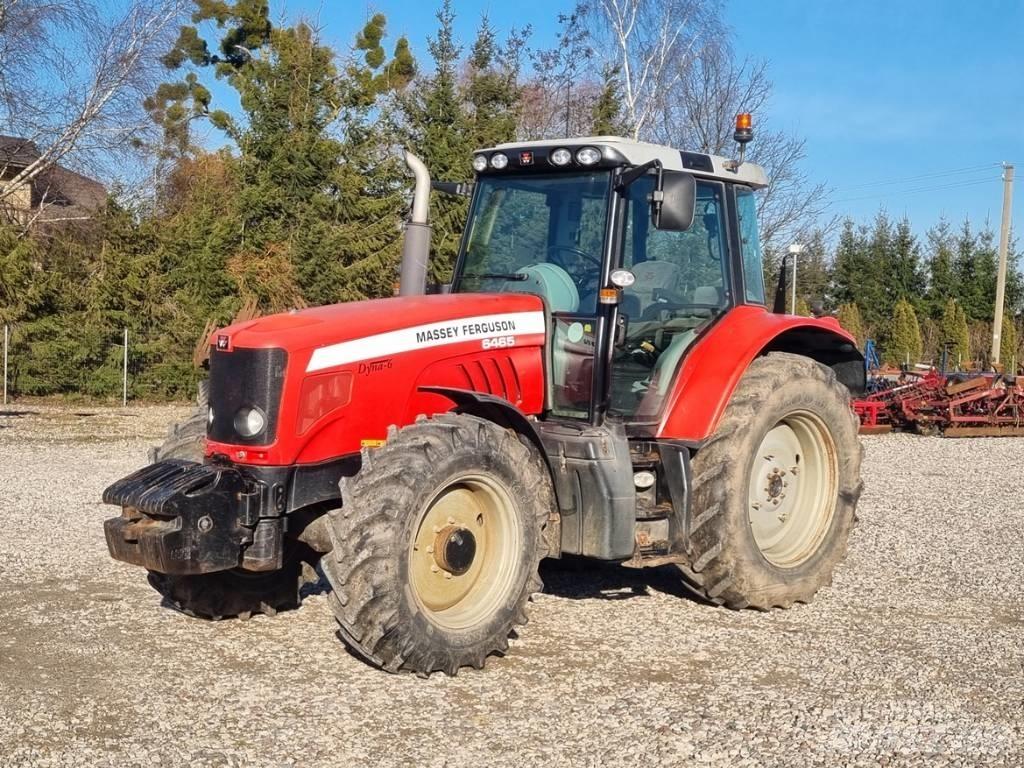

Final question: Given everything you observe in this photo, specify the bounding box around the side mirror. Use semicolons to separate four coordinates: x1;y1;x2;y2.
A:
652;170;696;231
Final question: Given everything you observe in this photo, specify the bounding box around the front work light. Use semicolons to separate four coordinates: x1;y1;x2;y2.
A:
575;147;601;166
234;406;266;437
472;154;488;172
550;148;572;166
490;152;509;170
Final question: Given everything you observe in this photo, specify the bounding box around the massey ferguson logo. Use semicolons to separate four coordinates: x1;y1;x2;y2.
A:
216;335;229;350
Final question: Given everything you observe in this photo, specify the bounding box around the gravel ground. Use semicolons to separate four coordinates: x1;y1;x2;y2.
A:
0;403;1022;767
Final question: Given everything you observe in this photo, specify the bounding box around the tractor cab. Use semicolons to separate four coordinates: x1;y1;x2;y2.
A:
453;136;770;427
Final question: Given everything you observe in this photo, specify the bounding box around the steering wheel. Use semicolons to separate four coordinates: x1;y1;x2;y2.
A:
546;245;602;294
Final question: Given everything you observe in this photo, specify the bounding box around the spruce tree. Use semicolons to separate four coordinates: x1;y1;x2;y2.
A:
591;65;629;136
886;298;923;367
889;218;925;312
924;218;957;319
404;0;473;283
465;16;523;150
939;298;970;369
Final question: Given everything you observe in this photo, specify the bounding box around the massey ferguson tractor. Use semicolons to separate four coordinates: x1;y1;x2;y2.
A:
103;116;865;676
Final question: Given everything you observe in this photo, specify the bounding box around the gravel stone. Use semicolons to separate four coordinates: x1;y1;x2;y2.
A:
0;404;1022;767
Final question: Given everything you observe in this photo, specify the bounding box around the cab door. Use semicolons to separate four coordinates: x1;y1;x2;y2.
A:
607;178;733;424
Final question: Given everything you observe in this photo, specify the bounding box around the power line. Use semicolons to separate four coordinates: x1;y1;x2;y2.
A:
831;176;1000;205
832;163;1001;192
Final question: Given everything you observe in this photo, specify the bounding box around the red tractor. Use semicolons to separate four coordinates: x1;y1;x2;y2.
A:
103;121;864;675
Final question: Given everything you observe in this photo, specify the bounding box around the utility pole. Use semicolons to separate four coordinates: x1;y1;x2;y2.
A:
991;163;1015;367
788;243;804;314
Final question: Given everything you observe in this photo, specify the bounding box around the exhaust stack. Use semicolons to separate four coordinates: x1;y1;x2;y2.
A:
399;150;432;296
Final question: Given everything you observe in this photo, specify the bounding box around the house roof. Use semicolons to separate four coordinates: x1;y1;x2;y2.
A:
32;165;107;210
0;135;40;169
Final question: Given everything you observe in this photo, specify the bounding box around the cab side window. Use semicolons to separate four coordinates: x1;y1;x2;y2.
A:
736;188;766;304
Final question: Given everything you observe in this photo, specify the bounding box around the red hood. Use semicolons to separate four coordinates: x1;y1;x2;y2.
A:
213;292;546;357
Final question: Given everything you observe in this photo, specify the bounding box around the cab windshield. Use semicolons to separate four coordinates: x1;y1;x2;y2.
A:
454;172;611;314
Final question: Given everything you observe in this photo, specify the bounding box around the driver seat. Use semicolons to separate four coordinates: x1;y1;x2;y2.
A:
626;260;684;317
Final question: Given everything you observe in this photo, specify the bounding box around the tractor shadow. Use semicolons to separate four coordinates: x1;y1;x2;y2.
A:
539;557;712;606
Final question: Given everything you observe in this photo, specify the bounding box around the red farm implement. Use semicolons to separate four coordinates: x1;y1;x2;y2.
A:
853;372;1024;436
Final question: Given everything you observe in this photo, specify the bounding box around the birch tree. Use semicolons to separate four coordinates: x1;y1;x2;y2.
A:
588;0;722;140
0;0;186;218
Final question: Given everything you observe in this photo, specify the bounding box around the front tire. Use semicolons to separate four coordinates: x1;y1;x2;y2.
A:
322;414;552;675
678;352;863;609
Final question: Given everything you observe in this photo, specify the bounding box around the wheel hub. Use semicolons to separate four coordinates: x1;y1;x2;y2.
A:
747;412;838;567
434;525;476;575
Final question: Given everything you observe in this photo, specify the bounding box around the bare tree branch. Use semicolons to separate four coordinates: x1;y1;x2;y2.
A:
0;0;186;212
588;0;723;139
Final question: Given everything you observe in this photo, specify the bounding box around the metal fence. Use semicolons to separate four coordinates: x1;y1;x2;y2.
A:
2;323;130;406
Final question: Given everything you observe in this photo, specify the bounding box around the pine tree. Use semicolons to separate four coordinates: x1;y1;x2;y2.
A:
886;298;923;367
939;298;970;369
837;303;866;348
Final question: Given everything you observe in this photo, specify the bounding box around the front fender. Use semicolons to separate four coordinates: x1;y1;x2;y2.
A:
657;306;861;442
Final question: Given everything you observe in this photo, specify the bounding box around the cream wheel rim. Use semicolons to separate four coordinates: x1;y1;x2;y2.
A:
408;474;521;630
747;411;838;567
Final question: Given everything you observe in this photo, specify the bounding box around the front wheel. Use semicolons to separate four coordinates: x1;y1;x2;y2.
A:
678;352;863;609
322;414;552;675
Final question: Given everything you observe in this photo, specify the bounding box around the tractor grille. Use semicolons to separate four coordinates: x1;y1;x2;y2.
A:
208;347;288;445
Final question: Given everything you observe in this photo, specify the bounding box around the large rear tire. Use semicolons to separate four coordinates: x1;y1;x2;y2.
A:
322;414;552;676
678;352;863;609
143;381;313;621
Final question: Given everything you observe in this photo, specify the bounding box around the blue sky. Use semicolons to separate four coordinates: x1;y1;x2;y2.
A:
265;1;1022;238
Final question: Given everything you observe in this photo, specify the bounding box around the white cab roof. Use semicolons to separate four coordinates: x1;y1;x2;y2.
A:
482;135;769;189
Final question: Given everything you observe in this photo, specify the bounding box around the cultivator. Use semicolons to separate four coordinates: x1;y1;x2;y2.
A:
853;372;1024;436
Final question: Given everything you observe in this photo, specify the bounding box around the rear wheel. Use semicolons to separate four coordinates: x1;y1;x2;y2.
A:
143;382;314;620
678;352;862;608
322;413;552;675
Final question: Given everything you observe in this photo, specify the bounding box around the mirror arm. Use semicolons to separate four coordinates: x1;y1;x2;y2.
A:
616;159;662;191
431;181;475;198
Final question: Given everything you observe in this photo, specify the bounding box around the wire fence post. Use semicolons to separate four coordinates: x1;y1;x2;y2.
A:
2;324;8;406
122;328;128;407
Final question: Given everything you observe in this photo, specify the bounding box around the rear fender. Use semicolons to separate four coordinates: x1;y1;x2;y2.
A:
657;306;862;442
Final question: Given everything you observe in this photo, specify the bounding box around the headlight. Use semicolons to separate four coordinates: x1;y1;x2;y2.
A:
575;147;601;166
550;147;572;166
472;154;488;172
208;406;214;425
233;406;266;437
490;152;509;170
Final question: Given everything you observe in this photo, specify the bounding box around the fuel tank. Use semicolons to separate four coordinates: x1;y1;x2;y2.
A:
205;293;548;466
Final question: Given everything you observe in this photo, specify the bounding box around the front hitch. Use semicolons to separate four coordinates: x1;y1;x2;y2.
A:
102;460;282;575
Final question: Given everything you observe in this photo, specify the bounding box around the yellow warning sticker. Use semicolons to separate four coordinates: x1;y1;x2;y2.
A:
360;439;386;448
